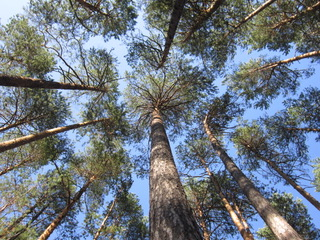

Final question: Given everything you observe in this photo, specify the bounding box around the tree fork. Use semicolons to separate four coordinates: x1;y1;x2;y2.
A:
203;114;303;240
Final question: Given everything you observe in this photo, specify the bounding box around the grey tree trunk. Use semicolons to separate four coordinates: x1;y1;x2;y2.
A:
203;114;303;240
0;75;107;92
149;109;203;240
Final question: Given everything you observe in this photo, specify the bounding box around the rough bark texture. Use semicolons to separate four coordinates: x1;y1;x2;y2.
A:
203;115;303;240
0;118;109;153
158;0;187;68
38;176;96;240
150;109;203;240
0;75;107;92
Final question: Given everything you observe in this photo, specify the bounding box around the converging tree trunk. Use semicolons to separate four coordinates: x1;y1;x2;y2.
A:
203;114;303;240
182;0;223;42
195;151;254;240
271;1;320;29
158;0;187;68
244;146;320;211
150;109;203;240
0;118;109;153
0;115;46;133
93;195;117;240
38;176;96;240
224;0;276;38
0;75;108;92
251;50;320;72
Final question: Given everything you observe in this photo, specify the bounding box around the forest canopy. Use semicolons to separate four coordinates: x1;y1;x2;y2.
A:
0;0;319;239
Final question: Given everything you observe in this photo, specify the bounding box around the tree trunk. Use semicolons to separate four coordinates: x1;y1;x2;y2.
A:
194;198;211;240
182;0;223;42
286;127;320;133
272;1;320;29
158;0;187;68
197;153;254;240
247;146;320;211
0;118;109;153
251;50;320;73
93;195;117;240
38;176;96;240
0;115;46;133
149;109;203;240
0;75;107;92
203;114;303;240
0;158;32;176
224;0;276;38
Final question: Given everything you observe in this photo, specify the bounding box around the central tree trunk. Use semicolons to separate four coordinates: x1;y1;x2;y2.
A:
149;109;203;240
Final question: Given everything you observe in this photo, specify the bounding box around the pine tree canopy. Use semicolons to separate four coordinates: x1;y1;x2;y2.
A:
0;0;319;239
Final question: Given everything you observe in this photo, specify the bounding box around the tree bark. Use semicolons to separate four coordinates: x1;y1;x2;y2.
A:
149;109;203;240
182;0;223;42
0;75;107;92
0;115;47;133
93;195;117;240
251;50;320;73
38;176;96;240
272;1;320;29
158;0;187;68
246;146;320;211
197;153;254;240
0;118;109;153
286;127;320;133
224;0;276;38
0;158;32;176
203;114;303;240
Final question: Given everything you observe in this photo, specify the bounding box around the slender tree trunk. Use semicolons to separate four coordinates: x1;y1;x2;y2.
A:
224;0;276;38
0;115;47;133
73;0;108;16
150;109;202;240
246;146;320;211
197;153;254;240
272;1;320;29
93;195;117;240
251;50;320;73
203;114;303;240
0;75;107;92
8;205;49;240
158;0;187;68
38;176;96;240
0;158;32;176
182;0;223;42
0;200;40;238
0;118;109;153
286;127;320;133
194;198;211;240
232;196;253;239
